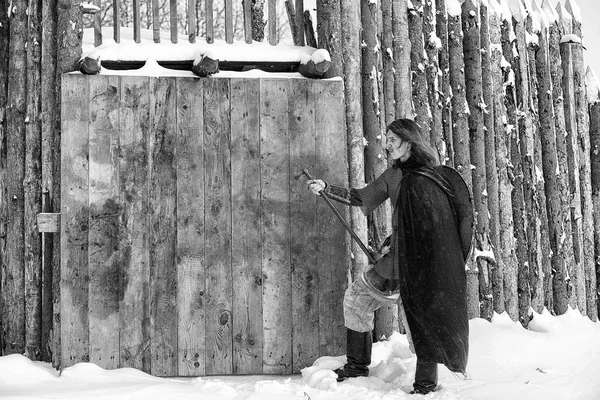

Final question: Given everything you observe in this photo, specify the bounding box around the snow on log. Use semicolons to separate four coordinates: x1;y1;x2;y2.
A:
192;54;219;77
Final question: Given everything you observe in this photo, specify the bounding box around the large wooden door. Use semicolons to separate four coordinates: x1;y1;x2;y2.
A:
60;73;349;376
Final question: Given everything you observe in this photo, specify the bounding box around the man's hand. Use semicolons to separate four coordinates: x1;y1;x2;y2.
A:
307;179;327;196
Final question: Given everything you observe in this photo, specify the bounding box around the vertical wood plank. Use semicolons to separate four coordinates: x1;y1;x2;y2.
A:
119;76;151;372
170;0;178;43
176;77;206;376
113;0;120;43
188;0;196;43
260;78;291;374
94;0;102;46
314;80;348;356
206;0;214;44
133;0;141;43
88;75;121;369
60;74;90;366
225;0;233;44
268;0;277;45
148;77;177;376
243;0;252;43
295;0;305;46
231;78;263;374
289;79;319;373
152;0;160;43
204;78;233;375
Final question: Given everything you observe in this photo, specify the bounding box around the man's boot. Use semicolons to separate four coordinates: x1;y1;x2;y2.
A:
334;329;372;382
410;361;438;394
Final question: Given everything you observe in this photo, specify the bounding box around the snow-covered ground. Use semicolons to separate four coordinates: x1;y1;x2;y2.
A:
1;308;599;400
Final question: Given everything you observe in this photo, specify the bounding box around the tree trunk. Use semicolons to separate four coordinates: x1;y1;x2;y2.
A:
41;0;59;364
499;6;519;321
0;0;9;357
317;0;342;78
487;0;510;316
3;0;28;356
435;0;452;164
557;3;583;311
448;4;478;319
392;0;412;118
24;0;43;361
567;0;596;319
423;0;442;158
587;66;600;321
408;0;431;134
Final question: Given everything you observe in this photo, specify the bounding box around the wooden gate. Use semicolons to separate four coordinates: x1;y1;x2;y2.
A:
60;73;349;376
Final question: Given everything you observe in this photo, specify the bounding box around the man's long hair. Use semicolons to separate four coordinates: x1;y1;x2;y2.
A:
387;119;439;168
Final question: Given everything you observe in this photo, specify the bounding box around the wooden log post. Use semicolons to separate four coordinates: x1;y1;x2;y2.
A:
381;0;396;127
566;0;596;319
525;0;551;315
544;0;574;315
435;0;452;164
423;0;443;158
498;0;519;321
3;0;28;356
25;0;43;361
533;0;561;315
447;0;479;319
587;66;600;321
362;0;397;339
393;0;413;118
0;0;8;357
557;2;583;311
481;0;504;316
409;0;432;134
317;0;342;79
487;0;513;316
463;0;492;320
510;0;541;327
340;1;367;284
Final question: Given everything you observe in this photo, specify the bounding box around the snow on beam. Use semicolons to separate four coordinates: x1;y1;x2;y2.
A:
508;0;525;22
586;66;600;105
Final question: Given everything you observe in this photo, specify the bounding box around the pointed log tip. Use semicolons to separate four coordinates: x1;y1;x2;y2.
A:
540;0;558;24
585;67;600;104
508;0;525;21
564;0;582;24
530;0;549;31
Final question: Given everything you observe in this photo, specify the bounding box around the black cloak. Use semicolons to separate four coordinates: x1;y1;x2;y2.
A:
394;158;473;374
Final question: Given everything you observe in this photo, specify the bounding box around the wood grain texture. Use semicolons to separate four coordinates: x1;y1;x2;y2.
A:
119;76;151;372
230;78;263;374
148;77;178;376
314;80;348;357
60;74;90;366
260;78;292;374
204;78;233;375
88;75;121;369
289;79;320;373
176;77;206;376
